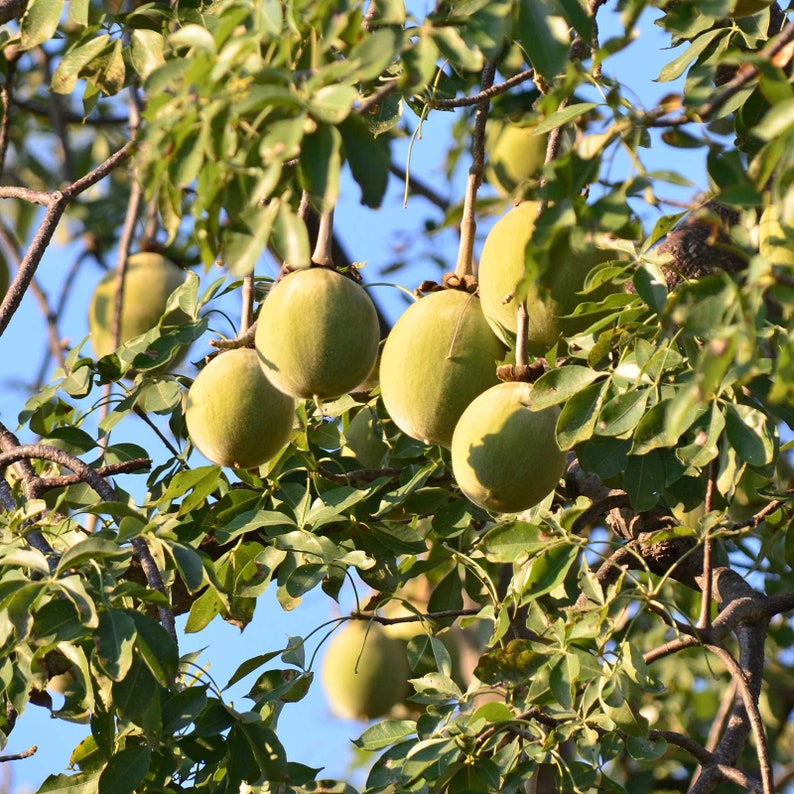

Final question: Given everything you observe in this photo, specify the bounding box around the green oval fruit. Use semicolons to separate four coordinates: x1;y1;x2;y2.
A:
451;381;566;513
478;201;615;354
380;290;506;447
342;405;389;469
729;0;773;16
185;348;295;469
484;120;548;199
255;267;380;401
88;252;189;360
321;621;411;721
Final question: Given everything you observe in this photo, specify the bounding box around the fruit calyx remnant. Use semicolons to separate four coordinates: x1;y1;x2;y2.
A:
414;271;479;298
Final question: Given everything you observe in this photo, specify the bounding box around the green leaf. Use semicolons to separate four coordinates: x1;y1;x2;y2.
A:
725;402;775;468
130;29;165;80
340;116;391;209
354;720;417;751
20;0;64;50
128;611;179;687
57;538;133;575
752;97;794;141
112;655;160;733
676;403;725;468
480;521;551;563
98;745;151;794
349;26;404;82
308;84;358;125
52;35;113;95
271;202;311;269
38;772;102;794
623;450;666;512
630;399;677;455
519;543;579;599
532;103;600;136
597;389;650;438
556;379;609;449
298;125;342;213
633;260;668;314
170;542;206;593
577;436;630;480
517;0;570;82
221;200;281;276
530;366;606;409
96;609;137;681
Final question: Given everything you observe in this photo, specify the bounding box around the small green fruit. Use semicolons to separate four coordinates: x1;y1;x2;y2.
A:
728;0;773;16
342;406;389;469
478;202;615;353
88;252;189;360
451;381;566;513
379;290;506;447
185;348;295;469
321;621;411;721
484;120;548;199
255;267;380;401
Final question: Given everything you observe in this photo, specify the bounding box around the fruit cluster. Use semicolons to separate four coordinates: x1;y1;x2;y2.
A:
87;198;614;514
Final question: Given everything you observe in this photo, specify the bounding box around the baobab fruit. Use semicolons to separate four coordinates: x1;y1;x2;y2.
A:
484;119;548;199
255;267;380;401
185;348;295;469
88;252;189;360
451;381;565;513
379;289;506;447
478;201;615;353
321;621;411;721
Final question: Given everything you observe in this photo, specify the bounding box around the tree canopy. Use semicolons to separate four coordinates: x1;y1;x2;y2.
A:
0;1;794;793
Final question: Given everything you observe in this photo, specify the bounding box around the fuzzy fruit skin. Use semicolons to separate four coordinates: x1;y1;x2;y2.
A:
451;381;565;513
255;267;380;401
185;348;295;469
484;120;548;199
321;621;411;721
88;252;189;360
478;202;615;354
379;290;506;447
729;0;773;16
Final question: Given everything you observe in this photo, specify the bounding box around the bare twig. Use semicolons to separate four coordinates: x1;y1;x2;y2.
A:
0;141;134;338
698;458;719;629
0;745;37;762
240;274;255;335
427;68;536;110
454;59;496;279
